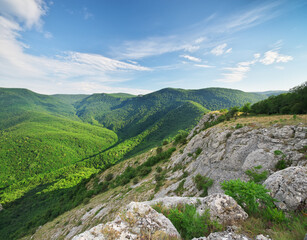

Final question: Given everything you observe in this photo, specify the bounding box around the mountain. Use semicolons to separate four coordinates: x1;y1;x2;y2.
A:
9;112;306;240
253;90;287;97
75;88;266;138
0;87;268;239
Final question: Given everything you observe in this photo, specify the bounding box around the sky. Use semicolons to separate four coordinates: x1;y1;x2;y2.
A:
0;0;306;95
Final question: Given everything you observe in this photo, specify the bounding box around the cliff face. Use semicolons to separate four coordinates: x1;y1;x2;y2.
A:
155;117;306;198
26;114;307;240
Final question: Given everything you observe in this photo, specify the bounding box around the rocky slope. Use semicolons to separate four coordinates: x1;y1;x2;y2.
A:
25;114;307;240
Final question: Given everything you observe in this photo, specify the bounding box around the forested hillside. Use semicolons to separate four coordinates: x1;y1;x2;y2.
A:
0;87;267;239
251;82;307;114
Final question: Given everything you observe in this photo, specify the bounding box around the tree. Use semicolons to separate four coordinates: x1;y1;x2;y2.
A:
240;103;251;116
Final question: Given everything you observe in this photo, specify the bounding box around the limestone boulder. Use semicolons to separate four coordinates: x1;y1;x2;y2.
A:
146;193;248;225
72;202;180;240
263;166;307;211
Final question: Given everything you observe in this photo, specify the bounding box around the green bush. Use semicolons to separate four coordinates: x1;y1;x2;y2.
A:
174;131;188;145
195;148;202;157
245;165;268;183
153;204;222;240
105;173;114;181
174;180;185;196
156;166;163;173
193;174;213;197
156;146;163;154
220;179;278;215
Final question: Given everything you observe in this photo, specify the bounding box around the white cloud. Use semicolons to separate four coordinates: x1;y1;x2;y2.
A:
216;53;259;83
184;45;200;52
194;64;215;68
0;0;46;28
217;48;293;83
0;8;151;94
112;2;282;60
211;43;232;56
217;65;251;83
225;48;232;54
180;55;201;62
259;50;293;65
195;37;205;44
254;53;261;59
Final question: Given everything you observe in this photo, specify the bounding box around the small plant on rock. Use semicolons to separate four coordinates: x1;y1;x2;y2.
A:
193;174;213;197
245;165;268;184
153;204;222;240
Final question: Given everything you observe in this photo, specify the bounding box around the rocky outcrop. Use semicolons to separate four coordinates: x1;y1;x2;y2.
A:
192;232;271;240
156;114;307;198
72;202;180;240
264;166;307;211
146;194;248;225
187;112;222;139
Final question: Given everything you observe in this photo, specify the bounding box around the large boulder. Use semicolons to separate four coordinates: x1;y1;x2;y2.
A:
145;194;248;225
72;202;180;240
263;166;307;211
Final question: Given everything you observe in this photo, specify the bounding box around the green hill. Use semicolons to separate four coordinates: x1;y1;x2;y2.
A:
76;87;265;138
0;86;267;239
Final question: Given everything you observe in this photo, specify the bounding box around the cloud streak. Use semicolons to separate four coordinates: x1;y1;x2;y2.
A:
211;43;232;56
112;2;282;60
0;0;151;94
180;54;201;62
217;49;293;83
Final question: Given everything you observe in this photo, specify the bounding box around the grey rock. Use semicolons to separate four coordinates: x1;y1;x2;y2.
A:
0;204;3;211
72;202;180;240
146;193;248;225
263;166;307;211
192;231;251;240
255;234;271;240
156;113;307;198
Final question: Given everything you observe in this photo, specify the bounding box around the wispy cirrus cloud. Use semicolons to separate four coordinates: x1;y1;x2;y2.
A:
194;64;215;68
259;50;293;65
180;54;201;62
211;43;232;56
112;2;282;60
217;49;293;83
0;0;150;94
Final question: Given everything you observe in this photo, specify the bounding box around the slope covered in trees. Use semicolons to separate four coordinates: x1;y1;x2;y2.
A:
0;87;268;239
251;82;307;114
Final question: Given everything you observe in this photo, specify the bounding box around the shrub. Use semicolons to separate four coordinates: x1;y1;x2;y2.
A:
133;177;139;185
137;166;151;177
172;163;184;172
245;165;268;184
105;173;114;181
153;204;222;240
220;179;277;215
174;131;188;145
174;180;185;196
195;148;202;157
274;150;291;170
193;174;213;197
163;140;169;145
156;146;163;155
235;123;243;129
156;166;163;173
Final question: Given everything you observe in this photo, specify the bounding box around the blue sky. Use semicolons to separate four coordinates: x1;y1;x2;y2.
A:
0;0;306;94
